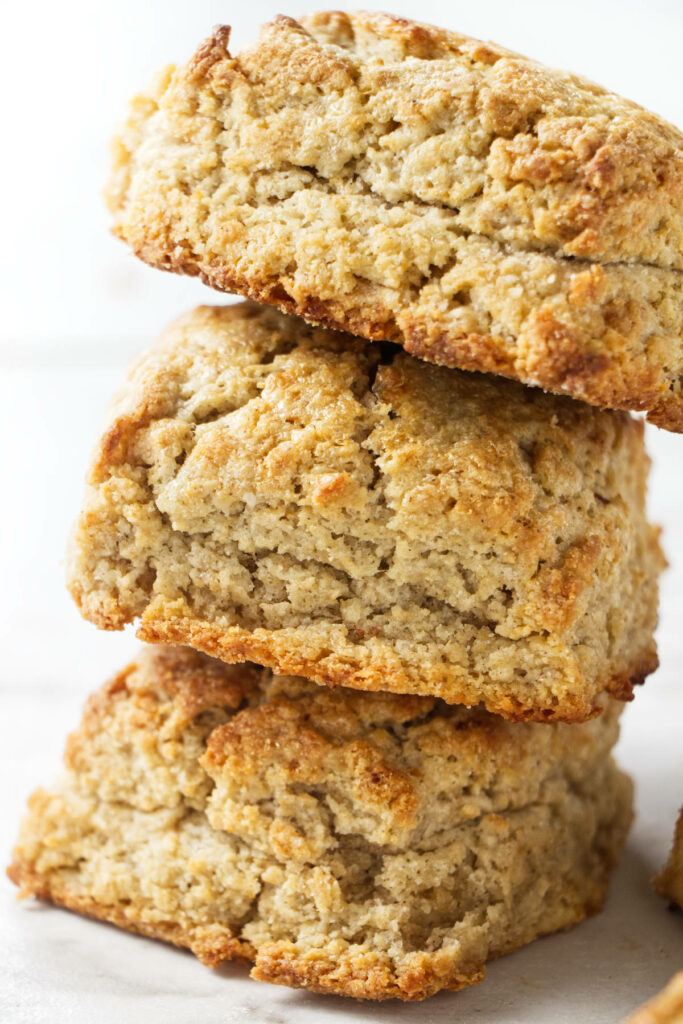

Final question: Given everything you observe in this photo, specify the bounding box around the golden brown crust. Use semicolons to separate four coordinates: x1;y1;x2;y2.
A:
8;646;633;1001
623;973;683;1024
119;10;683;269
108;13;683;428
122;245;683;432
7;849;483;1000
8;844;616;1001
135;614;657;723
7;855;251;968
250;943;485;1000
67;302;662;721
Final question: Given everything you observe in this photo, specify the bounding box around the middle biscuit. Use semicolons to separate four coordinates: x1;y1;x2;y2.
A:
67;301;662;722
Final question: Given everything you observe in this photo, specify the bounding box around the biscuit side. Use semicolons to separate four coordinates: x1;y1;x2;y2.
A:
109;12;683;269
106;15;683;427
66;303;662;721
9;647;633;1001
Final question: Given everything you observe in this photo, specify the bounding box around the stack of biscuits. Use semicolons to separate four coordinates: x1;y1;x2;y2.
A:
9;12;682;1003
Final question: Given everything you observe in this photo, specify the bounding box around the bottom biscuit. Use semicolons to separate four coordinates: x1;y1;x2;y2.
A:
9;646;632;1001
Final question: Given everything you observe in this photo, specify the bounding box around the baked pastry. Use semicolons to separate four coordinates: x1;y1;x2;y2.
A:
108;12;683;429
66;302;663;722
623;973;683;1023
9;645;633;1002
654;808;683;908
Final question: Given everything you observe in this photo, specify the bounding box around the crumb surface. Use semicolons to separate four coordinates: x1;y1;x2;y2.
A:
9;646;633;1001
108;12;683;428
67;302;662;721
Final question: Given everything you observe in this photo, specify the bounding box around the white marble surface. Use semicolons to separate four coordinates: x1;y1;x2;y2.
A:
1;366;683;1024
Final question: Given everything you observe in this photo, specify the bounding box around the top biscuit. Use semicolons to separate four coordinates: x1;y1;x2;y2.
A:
108;11;683;428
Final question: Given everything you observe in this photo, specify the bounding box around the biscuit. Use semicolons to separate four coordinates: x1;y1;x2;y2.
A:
654;808;683;908
108;12;683;429
623;973;683;1024
66;302;663;722
9;645;633;1002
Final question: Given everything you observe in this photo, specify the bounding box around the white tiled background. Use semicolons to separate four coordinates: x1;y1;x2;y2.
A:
1;2;683;1022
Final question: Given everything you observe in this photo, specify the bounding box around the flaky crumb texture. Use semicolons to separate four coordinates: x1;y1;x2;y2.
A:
108;12;683;428
9;646;632;1001
67;302;662;722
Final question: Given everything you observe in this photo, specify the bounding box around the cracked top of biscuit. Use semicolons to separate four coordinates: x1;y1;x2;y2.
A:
111;10;683;270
